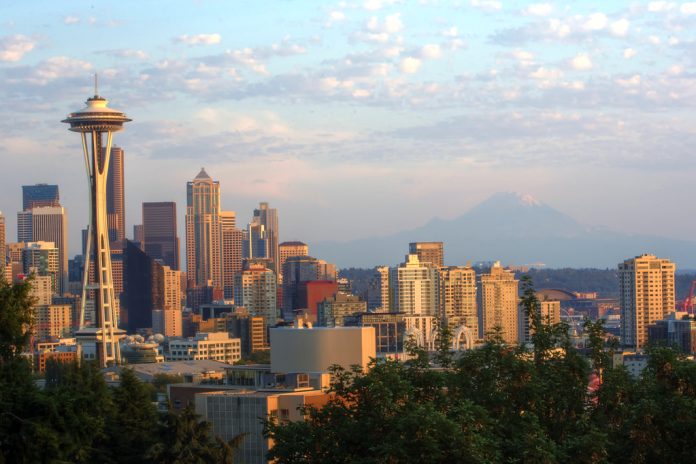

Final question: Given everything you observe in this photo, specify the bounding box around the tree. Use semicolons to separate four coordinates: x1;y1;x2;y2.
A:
0;277;34;363
148;406;244;464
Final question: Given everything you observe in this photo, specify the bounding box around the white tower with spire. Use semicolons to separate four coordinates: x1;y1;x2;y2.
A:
62;78;130;366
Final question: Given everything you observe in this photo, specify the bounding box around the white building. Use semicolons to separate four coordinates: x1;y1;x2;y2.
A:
166;332;241;364
396;254;438;316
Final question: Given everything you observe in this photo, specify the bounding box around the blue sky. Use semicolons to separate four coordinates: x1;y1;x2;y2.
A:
1;0;696;263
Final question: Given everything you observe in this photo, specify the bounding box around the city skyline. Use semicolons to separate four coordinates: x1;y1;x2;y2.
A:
2;1;696;260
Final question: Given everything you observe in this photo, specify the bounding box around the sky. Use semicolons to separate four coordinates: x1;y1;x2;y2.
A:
1;0;696;263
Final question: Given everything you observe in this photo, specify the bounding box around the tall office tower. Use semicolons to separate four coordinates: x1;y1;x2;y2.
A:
22;184;59;210
122;240;164;332
439;266;477;333
478;261;519;343
376;266;392;312
63;87;130;366
278;241;308;283
253;202;279;275
17;210;32;242
396;254;438;316
142;201;180;270
619;254;676;350
242;220;268;260
27;206;69;294
106;146;125;244
22;242;60;293
233;261;277;326
281;255;337;320
186;168;222;288
520;298;561;344
409;242;444;268
220;211;242;300
133;224;144;249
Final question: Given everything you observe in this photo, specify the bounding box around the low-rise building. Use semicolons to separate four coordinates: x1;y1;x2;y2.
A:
647;312;696;354
166;332;241;364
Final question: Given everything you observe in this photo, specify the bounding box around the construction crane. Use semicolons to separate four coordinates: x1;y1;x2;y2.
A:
680;280;696;315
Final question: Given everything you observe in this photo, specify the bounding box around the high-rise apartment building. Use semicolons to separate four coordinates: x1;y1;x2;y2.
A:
0;212;5;270
478;261;519;343
253;202;279;275
520;298;561;344
186;168;222;288
396;254;438;316
22;242;60;293
374;266;392;312
619;254;676;350
220;211;243;300
106;146;125;244
34;304;72;342
439;266;477;334
278;241;308;283
234;261;277;326
152;309;182;337
142;201;180;270
409;242;444;268
22;184;59;210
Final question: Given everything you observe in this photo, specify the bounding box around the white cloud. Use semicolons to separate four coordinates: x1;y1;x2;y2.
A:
176;33;222;46
582;13;608;31
442;26;458;37
420;44;442;59
470;0;502;12
648;1;676;12
610;18;630;37
668;64;684;75
548;19;571;38
512;50;534;67
648;35;661;45
352;88;371;97
530;66;563;80
400;56;421;73
623;48;637;59
524;3;553;16
0;35;36;62
383;13;404;33
668;36;680;45
615;74;640;87
681;2;696;15
63;16;80;24
363;0;400;10
326;10;346;26
570;53;593;70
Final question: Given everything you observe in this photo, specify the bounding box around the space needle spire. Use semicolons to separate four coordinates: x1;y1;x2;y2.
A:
62;79;130;366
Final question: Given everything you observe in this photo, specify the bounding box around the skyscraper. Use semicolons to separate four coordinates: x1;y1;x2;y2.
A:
619;254;675;350
278;241;308;283
439;266;477;334
142;201;180;270
17;206;69;294
281;255;337;319
253;202;279;275
409;242;444;268
478;261;519;343
396;254;438;316
22;184;59;210
0;212;5;271
22;242;59;293
220;211;242;300
186;168;222;289
243;220;268;261
106;146;125;244
234;261;277;326
520;298;560;344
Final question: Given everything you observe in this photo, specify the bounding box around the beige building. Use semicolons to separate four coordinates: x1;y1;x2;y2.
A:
0;212;4;273
376;266;392;312
278;241;309;282
185;168;222;289
29;274;54;306
619;254;676;350
152;309;183;337
234;261;277;326
196;389;329;464
27;206;69;294
23;242;59;294
520;298;561;344
34;304;72;342
161;265;183;310
220;211;242;300
167;332;241;364
397;254;438;316
270;326;376;373
409;242;444;268
478;261;519;344
439;266;477;334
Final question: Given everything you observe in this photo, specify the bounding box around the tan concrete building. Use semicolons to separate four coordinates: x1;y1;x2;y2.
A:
161;264;183;310
397;254;438;316
619;254;676;350
220;211;242;300
409;242;444;268
152;309;183;337
478;261;519;344
25;207;69;294
376;265;392;312
270;326;376;373
439;266;477;334
278;241;309;282
0;212;5;273
520;298;561;344
29;274;53;306
34;304;72;342
167;332;241;364
234;261;277;326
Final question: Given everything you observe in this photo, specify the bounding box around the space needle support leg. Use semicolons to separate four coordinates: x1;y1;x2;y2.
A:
79;132;93;330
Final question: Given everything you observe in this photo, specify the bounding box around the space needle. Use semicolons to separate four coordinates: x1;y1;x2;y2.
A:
62;77;130;366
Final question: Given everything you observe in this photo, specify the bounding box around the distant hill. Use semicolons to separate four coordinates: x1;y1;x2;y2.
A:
313;192;696;269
